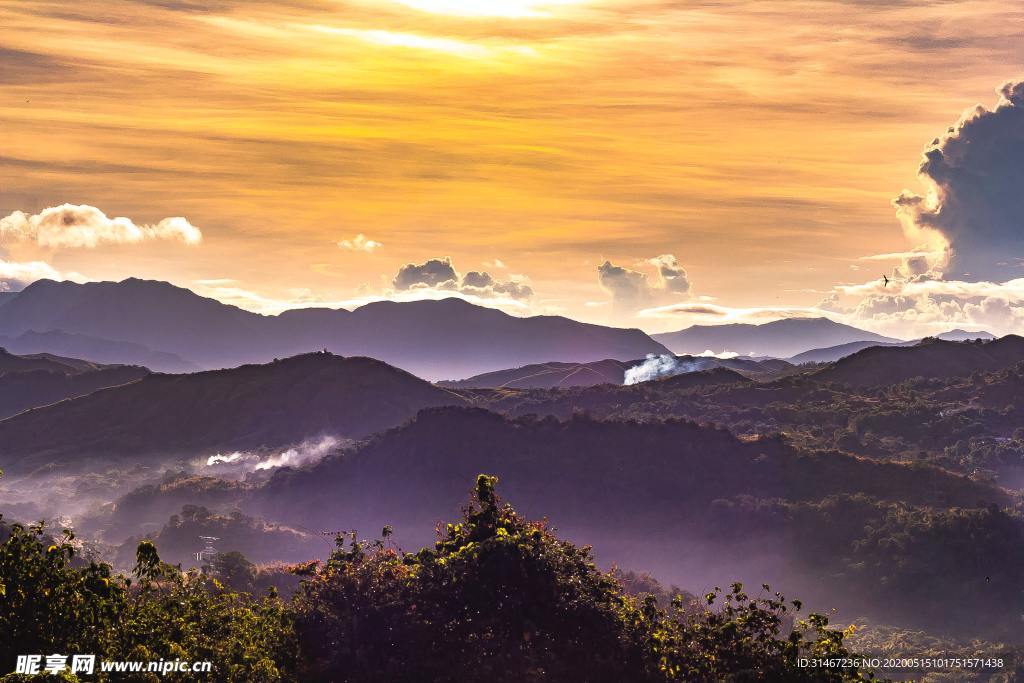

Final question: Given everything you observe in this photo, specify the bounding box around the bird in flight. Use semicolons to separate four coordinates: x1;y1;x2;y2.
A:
882;275;890;287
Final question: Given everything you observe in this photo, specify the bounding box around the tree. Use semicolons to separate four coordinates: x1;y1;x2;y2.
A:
213;551;258;593
291;475;870;682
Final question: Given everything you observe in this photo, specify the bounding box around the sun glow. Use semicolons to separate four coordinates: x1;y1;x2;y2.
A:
305;24;490;56
393;0;583;18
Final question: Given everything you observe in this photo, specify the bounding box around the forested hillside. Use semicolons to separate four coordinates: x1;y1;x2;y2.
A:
0;476;877;682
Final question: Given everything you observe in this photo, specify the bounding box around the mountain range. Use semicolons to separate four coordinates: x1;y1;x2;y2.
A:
654;317;899;358
7;279;982;378
0;279;669;379
7;333;1023;477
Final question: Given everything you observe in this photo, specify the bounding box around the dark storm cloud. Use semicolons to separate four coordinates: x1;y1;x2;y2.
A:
461;271;493;288
894;80;1024;281
393;259;533;300
597;261;651;312
393;257;459;290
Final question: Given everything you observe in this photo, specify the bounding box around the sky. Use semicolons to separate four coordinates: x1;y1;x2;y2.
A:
1;0;1023;338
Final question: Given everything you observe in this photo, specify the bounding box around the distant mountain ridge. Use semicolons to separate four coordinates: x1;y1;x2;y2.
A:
0;279;669;379
788;340;905;365
0;348;149;420
936;329;995;342
654;317;899;358
788;329;998;365
0;347;104;375
0;330;197;373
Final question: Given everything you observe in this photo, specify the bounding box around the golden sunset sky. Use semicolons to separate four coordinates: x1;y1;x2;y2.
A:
2;0;1023;336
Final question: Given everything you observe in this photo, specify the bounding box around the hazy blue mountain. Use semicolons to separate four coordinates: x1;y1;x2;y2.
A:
0;347;109;375
936;329;996;341
0;279;670;379
0;278;271;367
788;340;905;364
653;317;900;358
0;330;197;373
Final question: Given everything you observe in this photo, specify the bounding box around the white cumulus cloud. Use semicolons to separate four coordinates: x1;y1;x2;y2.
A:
337;234;383;252
0;204;202;249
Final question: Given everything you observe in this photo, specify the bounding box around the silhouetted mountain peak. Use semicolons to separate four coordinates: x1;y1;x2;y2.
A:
935;328;996;341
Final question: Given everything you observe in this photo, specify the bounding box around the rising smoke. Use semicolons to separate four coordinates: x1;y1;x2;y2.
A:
205;436;343;473
623;354;712;385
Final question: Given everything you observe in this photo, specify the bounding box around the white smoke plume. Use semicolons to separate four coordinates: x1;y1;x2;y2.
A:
204;436;342;473
623;354;711;385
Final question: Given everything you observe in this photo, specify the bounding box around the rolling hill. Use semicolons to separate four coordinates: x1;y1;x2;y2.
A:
0;279;670;379
250;406;1017;635
0;347;103;375
812;335;1024;387
0;348;149;419
788;331;998;365
258;406;1003;539
653;317;900;358
788;340;904;364
440;359;633;389
441;355;793;389
0;352;468;473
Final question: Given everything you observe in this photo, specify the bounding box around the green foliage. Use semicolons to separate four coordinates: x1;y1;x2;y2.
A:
213;551;257;593
291;475;870;682
0;521;124;674
845;619;1024;682
0;519;296;682
116;505;318;569
711;494;1024;639
111;542;296;682
0;473;882;682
